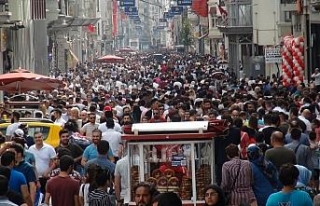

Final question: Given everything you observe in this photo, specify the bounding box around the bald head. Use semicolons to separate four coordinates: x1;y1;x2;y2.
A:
301;108;311;119
271;131;284;145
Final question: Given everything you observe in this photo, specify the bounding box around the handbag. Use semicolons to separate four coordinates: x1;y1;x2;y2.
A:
225;160;241;205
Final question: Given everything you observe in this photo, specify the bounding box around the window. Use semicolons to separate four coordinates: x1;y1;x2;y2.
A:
28;126;50;140
131;42;138;47
0;125;50;140
284;11;292;22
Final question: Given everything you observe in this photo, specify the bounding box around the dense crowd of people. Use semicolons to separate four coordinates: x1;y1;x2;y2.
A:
1;53;320;206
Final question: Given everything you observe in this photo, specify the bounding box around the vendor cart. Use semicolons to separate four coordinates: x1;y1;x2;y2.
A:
122;120;227;206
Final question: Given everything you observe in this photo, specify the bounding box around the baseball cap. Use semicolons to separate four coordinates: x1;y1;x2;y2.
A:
14;129;24;137
103;106;112;112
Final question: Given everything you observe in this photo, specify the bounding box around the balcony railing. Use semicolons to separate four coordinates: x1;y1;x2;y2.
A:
280;0;297;3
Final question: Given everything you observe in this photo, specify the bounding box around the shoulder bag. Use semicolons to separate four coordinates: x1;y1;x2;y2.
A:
225;160;241;205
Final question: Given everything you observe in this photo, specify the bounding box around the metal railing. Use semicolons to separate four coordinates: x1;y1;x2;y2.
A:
280;0;297;4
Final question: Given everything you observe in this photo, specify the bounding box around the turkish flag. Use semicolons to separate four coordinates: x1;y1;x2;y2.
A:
192;0;208;17
87;24;95;33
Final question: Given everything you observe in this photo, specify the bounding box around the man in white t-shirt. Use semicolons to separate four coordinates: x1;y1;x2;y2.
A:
28;132;56;195
98;106;121;133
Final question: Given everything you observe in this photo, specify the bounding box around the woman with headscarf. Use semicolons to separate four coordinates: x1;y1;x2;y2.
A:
295;165;317;199
204;184;226;206
247;145;281;206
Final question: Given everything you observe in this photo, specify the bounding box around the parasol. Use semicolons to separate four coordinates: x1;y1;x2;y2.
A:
0;68;65;92
95;55;125;63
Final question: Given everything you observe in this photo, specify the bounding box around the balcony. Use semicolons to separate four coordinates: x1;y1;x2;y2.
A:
217;0;253;35
209;17;223;39
0;11;11;23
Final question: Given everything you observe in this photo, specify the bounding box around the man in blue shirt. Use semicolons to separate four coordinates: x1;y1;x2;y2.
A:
84;140;115;176
0;151;32;206
81;129;114;167
10;143;38;206
266;164;313;206
0;175;19;206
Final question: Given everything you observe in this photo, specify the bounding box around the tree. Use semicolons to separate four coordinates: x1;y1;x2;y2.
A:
179;19;192;52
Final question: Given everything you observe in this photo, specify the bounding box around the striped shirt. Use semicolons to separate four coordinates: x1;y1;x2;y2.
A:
88;188;112;206
221;158;256;206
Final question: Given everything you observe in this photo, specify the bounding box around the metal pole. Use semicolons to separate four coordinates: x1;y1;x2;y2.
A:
0;28;5;103
0;50;3;103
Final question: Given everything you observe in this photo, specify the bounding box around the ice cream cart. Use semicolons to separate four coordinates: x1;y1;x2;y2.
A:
122;120;227;206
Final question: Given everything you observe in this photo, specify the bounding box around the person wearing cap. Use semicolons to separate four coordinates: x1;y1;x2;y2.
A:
18;124;35;148
98;106;122;133
311;68;320;92
11;132;36;167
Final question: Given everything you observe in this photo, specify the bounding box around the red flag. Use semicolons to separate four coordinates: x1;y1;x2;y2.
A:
192;0;208;17
87;24;95;33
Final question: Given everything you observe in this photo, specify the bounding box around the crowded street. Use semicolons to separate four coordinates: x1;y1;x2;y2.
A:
1;0;320;206
0;51;319;206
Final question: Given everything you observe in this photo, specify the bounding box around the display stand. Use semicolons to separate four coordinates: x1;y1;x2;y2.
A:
122;121;226;206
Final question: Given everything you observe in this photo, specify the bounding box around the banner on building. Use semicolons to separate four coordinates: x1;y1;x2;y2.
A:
124;6;137;13
192;0;208;17
127;11;138;16
264;47;282;64
170;6;183;15
177;0;192;6
120;0;135;7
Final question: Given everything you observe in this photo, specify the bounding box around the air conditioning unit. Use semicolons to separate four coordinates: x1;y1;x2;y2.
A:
8;0;24;21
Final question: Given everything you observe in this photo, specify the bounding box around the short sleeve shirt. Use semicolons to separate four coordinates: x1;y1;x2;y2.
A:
9;170;27;194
